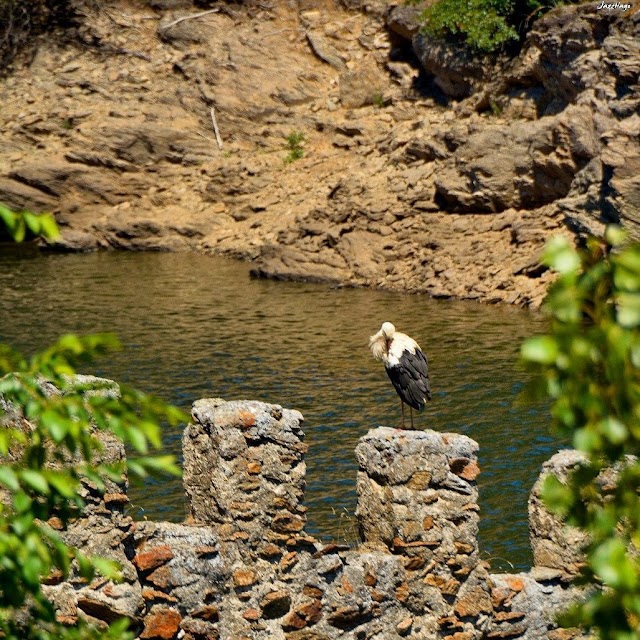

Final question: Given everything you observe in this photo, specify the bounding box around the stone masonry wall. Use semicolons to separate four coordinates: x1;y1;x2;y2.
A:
37;397;590;639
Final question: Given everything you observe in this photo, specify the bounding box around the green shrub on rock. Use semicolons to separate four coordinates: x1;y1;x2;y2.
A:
284;131;305;164
421;0;519;52
521;227;640;638
417;0;575;53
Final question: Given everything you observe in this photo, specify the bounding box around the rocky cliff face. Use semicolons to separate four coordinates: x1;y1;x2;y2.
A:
0;0;637;307
24;392;590;640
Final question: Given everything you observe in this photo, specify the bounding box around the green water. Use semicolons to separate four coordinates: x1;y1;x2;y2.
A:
0;249;559;571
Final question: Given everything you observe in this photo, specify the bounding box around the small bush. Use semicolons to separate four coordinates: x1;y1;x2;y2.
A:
419;0;574;53
284;131;305;164
372;93;385;108
422;0;518;52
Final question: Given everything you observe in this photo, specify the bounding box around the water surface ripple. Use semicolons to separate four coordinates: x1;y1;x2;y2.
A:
0;250;560;571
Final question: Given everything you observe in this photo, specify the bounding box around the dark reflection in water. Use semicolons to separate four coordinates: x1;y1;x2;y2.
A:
0;250;561;571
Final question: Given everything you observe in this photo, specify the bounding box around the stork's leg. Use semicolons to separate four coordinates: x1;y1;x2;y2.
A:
401;401;405;429
410;406;414;430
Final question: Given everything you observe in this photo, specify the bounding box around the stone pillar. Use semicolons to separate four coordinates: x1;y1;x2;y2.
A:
182;398;308;550
355;427;492;638
529;449;589;580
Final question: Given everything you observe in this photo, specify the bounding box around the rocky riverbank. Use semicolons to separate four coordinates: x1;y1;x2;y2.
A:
37;394;588;640
0;0;637;307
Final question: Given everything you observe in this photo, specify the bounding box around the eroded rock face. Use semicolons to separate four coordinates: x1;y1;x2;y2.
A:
602;115;640;238
412;33;489;99
434;106;600;214
0;0;633;310
505;3;635;115
462;2;639;238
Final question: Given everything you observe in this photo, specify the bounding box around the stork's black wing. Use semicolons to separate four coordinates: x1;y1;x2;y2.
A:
385;348;431;410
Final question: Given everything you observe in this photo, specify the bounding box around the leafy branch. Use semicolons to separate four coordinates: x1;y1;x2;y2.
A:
521;227;640;638
0;334;186;639
0;204;59;243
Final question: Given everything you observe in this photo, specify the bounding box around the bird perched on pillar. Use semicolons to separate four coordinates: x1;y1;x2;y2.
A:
369;322;431;429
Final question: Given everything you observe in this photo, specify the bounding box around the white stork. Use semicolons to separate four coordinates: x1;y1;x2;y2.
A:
369;322;431;429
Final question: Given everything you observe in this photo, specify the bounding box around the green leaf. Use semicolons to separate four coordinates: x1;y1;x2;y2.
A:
599;417;628;445
75;550;95;581
616;292;640;328
0;466;20;491
613;245;640;293
57;334;84;355
37;213;59;240
614;245;640;274
43;471;78;499
13;490;32;513
574;427;602;453
541;474;574;516
19;469;50;495
11;511;34;536
545;285;581;323
39;410;70;443
542;236;581;274
0;345;26;374
98;462;127;483
22;554;45;588
22;211;41;235
126;425;149;454
134;455;181;478
107;617;133;639
614;264;640;293
91;556;123;581
521;335;559;364
605;224;628;247
12;214;26;243
0;206;59;242
591;538;637;590
126;459;147;479
0;205;17;232
631;339;640;368
136;419;162;449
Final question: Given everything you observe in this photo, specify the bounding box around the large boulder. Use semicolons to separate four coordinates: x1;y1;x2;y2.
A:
339;59;388;108
412;32;491;99
434;105;599;213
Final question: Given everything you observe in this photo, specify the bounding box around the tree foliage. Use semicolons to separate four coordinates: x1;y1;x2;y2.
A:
0;336;185;639
521;227;640;638
417;0;571;53
421;0;519;53
0;205;59;243
0;205;186;638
